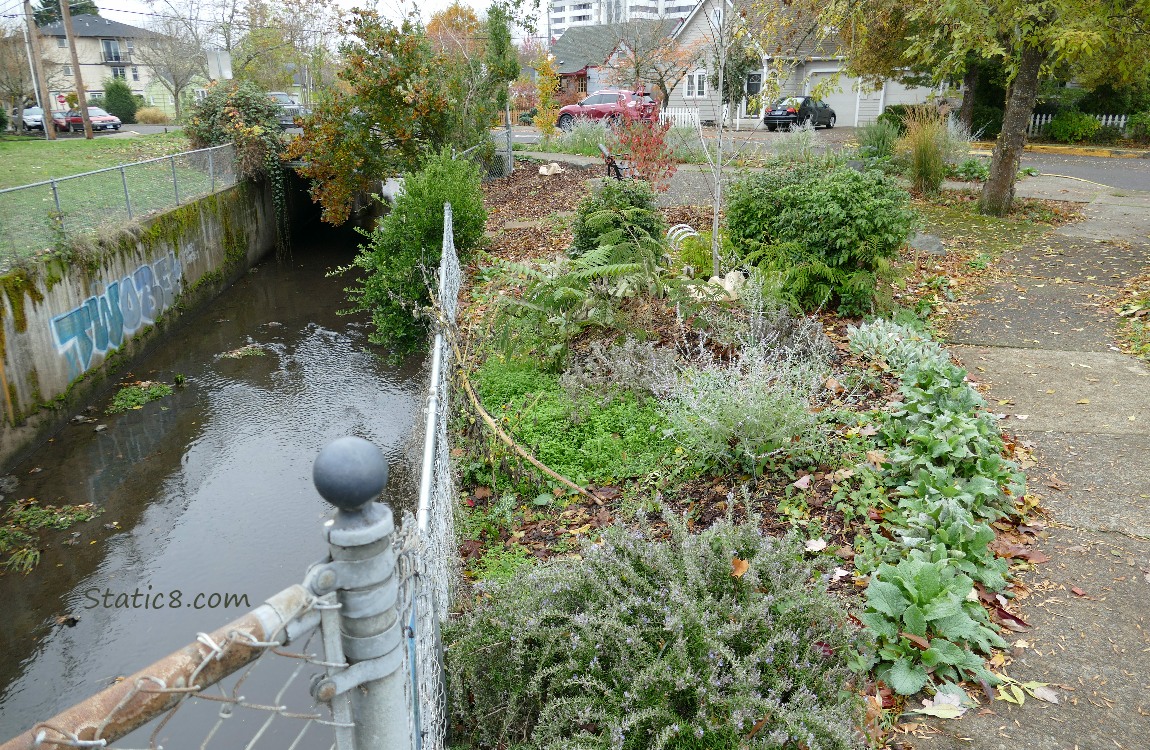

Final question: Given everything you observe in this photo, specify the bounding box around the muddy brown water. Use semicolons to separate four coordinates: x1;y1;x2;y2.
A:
0;226;425;746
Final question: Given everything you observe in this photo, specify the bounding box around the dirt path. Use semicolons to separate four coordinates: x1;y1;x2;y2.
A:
916;181;1150;749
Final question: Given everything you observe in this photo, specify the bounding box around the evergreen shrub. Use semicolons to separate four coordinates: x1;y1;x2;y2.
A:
103;77;138;124
447;515;864;750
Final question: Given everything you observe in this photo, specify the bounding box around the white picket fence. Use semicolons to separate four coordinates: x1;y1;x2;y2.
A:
661;106;701;128
1028;113;1128;136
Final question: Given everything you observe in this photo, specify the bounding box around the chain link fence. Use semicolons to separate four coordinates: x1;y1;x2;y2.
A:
454;128;514;181
0;145;238;271
0;204;463;750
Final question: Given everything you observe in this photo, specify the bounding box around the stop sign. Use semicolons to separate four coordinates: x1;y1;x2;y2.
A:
56;94;66;104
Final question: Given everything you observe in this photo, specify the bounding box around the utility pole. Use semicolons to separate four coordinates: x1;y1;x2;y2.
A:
59;0;93;139
22;0;56;139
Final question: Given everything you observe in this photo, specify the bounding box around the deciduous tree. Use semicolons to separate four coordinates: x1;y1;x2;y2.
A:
134;17;207;123
603;20;702;102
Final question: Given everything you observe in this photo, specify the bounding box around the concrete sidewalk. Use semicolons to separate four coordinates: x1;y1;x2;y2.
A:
916;176;1150;749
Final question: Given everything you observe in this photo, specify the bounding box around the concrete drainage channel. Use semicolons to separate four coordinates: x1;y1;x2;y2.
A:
0;226;425;744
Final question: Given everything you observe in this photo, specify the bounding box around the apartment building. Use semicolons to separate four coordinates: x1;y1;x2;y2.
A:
549;0;694;40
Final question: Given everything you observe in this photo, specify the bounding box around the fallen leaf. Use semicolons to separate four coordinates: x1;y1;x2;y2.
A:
731;557;750;578
859;423;878;437
1019;549;1051;564
900;632;931;650
1076;399;1090;405
805;538;828;553
1071;586;1088;597
473;486;492;500
825;376;845;394
865;449;887;467
908;703;966;719
792;475;812;490
1031;685;1060;704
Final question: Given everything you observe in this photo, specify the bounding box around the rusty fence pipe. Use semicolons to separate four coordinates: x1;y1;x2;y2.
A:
0;585;315;750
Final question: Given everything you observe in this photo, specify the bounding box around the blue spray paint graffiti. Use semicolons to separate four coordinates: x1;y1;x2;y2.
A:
51;253;182;379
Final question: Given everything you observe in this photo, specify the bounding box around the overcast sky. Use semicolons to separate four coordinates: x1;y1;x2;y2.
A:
93;0;540;34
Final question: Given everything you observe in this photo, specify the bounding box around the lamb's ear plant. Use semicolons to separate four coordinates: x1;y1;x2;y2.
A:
446;511;866;750
845;321;1026;695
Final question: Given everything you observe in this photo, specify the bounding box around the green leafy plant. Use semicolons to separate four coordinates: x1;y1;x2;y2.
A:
345;150;485;356
727;166;917;315
1043;110;1101;143
1129;110;1150;144
875;104;934;133
571;179;666;258
950;158;990;182
856;120;900;160
859;554;1005;695
107;381;174;414
1;499;101;573
446;514;864;750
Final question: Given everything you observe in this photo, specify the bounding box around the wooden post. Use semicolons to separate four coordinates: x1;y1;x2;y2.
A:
58;0;93;139
22;0;56;140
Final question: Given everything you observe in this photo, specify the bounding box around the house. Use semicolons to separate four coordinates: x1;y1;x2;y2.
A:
551;21;678;98
664;0;936;127
36;15;195;118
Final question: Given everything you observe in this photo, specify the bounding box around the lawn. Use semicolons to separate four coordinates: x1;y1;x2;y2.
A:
0;131;192;190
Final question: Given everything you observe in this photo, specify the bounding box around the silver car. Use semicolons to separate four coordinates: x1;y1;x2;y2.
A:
12;106;44;130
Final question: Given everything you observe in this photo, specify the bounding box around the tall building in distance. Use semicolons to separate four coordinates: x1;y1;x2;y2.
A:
547;0;696;40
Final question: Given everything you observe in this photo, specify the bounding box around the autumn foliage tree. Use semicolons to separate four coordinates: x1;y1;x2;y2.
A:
609;113;677;192
603;20;703;103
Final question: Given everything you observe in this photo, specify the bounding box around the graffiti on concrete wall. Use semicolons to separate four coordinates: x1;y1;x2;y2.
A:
51;252;182;379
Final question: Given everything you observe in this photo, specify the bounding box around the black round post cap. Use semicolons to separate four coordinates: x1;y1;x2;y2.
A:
313;436;389;512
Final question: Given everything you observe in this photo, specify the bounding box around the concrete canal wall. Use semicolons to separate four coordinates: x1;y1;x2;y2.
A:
0;180;280;469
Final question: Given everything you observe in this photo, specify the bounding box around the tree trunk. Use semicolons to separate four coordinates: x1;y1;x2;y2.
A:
959;61;978;133
980;44;1044;217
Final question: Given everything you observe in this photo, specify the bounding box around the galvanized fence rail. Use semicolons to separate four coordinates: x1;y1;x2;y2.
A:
0;144;237;270
0;203;465;750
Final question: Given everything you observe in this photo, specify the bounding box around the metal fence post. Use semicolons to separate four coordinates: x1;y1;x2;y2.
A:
120;166;133;220
307;437;414;750
208;148;216;193
171;155;180;205
49;179;64;233
505;103;513;176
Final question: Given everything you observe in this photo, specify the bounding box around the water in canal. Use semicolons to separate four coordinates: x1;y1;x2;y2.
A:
0;225;425;745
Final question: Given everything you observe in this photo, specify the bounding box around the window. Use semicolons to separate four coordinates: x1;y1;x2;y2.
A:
63;64;72;76
552;15;564;22
685;71;706;98
102;39;124;63
573;14;590;20
131;66;139;81
112;67;126;79
551;4;564;9
572;2;591;7
711;8;722;27
56;37;66;48
576;77;587;93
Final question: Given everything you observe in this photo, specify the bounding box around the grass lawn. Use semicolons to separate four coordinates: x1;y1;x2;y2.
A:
0;131;192;190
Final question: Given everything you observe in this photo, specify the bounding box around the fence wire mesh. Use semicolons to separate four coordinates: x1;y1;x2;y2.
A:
0;145;237;270
394;201;463;750
455;130;514;181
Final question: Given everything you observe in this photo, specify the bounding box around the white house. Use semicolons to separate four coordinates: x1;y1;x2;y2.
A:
664;0;936;127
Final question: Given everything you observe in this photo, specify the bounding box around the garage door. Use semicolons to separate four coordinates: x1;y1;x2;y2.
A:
806;72;857;127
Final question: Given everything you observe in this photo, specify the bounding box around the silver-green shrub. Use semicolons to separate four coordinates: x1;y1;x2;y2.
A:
446;514;864;750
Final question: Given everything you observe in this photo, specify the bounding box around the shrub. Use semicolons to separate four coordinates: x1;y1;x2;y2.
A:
185;80;284;178
102;77;137;124
571;179;666;258
1044;110;1101;143
609;114;677;191
875;104;933;133
347;150;486;356
1091;125;1122;145
726;166;916;315
856;121;900;160
775;122;818;161
135;107;170;125
447;515;864;750
541;117;610;155
969;104;1003;139
1127;111;1150;143
0;108;7;133
661;336;828;476
897;110;949;194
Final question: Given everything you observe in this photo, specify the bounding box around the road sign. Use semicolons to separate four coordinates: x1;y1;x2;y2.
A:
56;94;66;104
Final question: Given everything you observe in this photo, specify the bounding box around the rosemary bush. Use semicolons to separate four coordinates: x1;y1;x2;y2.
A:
447;515;864;750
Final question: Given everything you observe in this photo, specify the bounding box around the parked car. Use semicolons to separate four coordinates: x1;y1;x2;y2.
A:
11;106;44;130
267;91;308;129
557;90;659;130
52;107;122;132
762;96;836;131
